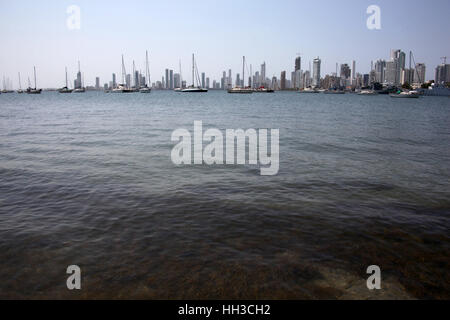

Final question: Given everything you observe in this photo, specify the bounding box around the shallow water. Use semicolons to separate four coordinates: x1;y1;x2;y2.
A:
0;91;449;299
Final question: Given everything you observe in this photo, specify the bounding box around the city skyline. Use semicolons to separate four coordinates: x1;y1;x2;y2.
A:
0;0;449;88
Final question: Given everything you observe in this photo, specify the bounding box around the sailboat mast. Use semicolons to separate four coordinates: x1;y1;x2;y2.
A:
146;50;150;87
65;67;68;87
192;54;195;87
33;66;37;89
250;64;252;88
242;56;245;87
132;60;136;88
18;72;22;90
179;60;182;88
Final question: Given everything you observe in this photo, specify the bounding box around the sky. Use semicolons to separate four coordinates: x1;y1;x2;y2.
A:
0;0;449;88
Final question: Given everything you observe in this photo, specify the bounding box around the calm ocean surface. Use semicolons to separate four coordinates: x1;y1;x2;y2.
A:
0;91;449;299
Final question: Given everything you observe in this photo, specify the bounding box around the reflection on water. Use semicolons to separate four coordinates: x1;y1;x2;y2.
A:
0;91;449;299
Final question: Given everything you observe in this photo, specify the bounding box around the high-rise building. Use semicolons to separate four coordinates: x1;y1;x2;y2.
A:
362;74;370;87
126;74;131;88
374;59;386;83
206;77;210;89
174;73;180;89
280;71;286;90
201;72;205;88
389;49;405;85
95;77;100;89
112;73;117;89
303;70;311;88
228;69;232;88
261;62;266;87
169;70;174;89
221;71;226;89
134;71;140;88
351;60;356;85
401;69;414;85
435;63;450;85
312;57;321;87
385;60;398;85
165;69;169;89
414;63;426;84
340;63;351;86
271;76;278;90
295;56;301;72
76;70;82;89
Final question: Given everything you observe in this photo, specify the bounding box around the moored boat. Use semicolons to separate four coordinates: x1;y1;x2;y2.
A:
358;90;378;95
26;67;42;94
227;56;252;94
228;87;253;94
298;88;319;93
181;54;208;93
139;51;152;93
254;86;274;93
389;90;420;98
58;67;73;93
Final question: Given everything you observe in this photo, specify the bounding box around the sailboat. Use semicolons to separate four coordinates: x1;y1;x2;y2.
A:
58;67;73;93
113;55;135;93
139;51;151;93
73;61;86;93
2;76;14;93
26;66;42;94
17;72;24;93
181;54;208;92
228;56;253;94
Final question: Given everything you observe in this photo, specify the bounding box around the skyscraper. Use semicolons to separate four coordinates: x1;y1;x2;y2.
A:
221;71;226;89
280;71;286;90
351;60;356;85
312;57;321;88
134;71;139;88
112;73;116;89
389;49;405;85
76;70;82;89
174;73;180;89
340;63;351;87
374;59;386;83
95;77;100;89
385;60;397;85
169;70;174;89
201;72;205;88
126;74;131;88
261;62;266;87
165;69;169;89
414;63;426;84
435;63;450;85
295;56;301;72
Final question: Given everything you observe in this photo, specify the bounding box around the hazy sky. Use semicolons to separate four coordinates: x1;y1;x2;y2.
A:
0;0;449;88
